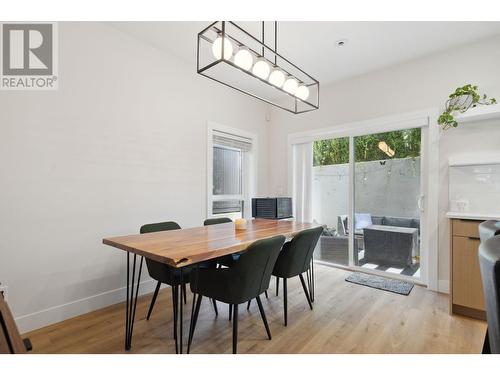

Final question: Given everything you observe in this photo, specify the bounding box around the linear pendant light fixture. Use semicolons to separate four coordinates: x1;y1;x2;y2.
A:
197;21;320;114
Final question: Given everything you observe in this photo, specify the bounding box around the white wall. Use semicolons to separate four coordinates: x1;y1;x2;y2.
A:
0;22;270;332
268;35;500;291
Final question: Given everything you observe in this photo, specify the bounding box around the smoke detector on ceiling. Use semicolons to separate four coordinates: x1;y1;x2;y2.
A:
336;39;348;47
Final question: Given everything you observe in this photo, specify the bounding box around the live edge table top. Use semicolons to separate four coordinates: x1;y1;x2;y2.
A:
103;219;320;268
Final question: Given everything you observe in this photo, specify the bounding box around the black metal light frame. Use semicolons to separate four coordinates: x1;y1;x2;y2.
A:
197;21;320;114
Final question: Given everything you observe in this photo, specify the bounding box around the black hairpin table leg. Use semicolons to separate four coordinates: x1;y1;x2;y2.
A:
125;252;143;351
178;267;184;354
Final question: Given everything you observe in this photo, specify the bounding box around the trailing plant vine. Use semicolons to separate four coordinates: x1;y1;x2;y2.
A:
438;84;497;130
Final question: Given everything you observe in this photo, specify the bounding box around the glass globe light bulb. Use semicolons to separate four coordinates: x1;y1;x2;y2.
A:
268;68;286;88
212;36;233;60
295;85;310;101
234;47;253;71
283;77;299;95
252;58;271;80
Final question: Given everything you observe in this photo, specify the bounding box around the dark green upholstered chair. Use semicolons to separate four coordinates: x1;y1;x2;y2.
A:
187;235;286;354
272;227;323;326
479;220;500;354
140;221;216;353
141;221;183;317
203;217;233;226
204;217;236;266
203;217;268;316
203;217;234;318
140;221;184;353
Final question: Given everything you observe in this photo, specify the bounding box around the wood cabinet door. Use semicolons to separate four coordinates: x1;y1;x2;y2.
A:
452;236;485;310
452;219;480;239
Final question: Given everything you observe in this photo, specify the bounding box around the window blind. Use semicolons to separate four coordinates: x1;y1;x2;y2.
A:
213;130;252;152
213;146;241;195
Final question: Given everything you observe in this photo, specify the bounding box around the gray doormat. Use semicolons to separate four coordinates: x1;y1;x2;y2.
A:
345;272;414;295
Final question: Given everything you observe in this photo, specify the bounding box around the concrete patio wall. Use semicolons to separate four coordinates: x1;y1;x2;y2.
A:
312;157;421;229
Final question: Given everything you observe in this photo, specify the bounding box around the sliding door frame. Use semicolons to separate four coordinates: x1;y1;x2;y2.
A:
287;108;440;291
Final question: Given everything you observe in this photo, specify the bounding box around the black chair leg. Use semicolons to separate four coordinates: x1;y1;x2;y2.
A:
256;296;271;340
299;273;313;310
247;300;251;310
182;283;187;305
187;294;203;353
187;292;197;352
211;298;218;316
283;278;288;326
146;281;161;320
276;277;280;296
310;260;315;302
171;285;179;354
307;268;311;299
265;290;269;299
483;328;491;354
229;304;233;321
232;303;239;354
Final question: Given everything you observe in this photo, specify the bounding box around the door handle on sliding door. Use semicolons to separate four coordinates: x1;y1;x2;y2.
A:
417;194;425;212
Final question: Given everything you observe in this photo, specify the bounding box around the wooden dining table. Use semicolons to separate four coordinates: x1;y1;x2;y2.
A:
102;218;320;353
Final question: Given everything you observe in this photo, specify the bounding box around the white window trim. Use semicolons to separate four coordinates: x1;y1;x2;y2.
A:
287;108;440;292
206;121;258;219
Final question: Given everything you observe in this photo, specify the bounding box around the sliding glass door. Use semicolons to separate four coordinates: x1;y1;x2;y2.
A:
312;137;350;266
311;127;423;281
353;128;421;278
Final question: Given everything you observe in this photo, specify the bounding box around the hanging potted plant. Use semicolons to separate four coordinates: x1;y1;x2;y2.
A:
438;84;497;130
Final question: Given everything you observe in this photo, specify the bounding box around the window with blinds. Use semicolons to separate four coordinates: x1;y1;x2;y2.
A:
213;146;242;196
211;130;253;217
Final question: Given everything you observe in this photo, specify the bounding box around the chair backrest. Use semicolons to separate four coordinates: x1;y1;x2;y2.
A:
229;235;286;303
274;227;323;278
479;220;500;243
140;221;181;281
479;235;500;354
140;221;181;234
203;217;232;226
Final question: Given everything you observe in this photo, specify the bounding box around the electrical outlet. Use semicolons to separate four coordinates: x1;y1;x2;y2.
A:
0;284;8;301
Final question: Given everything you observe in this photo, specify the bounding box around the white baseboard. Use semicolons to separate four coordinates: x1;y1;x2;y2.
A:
15;276;451;334
438;279;450;294
15;278;164;334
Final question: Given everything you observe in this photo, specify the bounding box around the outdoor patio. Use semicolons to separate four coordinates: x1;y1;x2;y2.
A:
312;156;421;277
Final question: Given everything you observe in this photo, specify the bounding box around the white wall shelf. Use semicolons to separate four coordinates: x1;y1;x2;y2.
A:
455;104;500;123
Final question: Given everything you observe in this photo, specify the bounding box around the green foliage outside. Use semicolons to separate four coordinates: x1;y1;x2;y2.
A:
313;128;421;166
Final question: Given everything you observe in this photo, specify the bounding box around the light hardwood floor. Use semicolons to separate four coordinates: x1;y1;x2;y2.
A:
26;264;487;354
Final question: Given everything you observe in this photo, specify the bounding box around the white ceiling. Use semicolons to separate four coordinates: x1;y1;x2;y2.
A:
109;21;500;85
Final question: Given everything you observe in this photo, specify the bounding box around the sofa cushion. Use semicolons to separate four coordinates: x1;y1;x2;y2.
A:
383;216;413;228
322;226;337;237
355;213;373;230
371;216;384;225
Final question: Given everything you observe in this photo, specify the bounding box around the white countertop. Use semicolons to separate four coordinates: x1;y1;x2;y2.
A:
446;212;500;221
